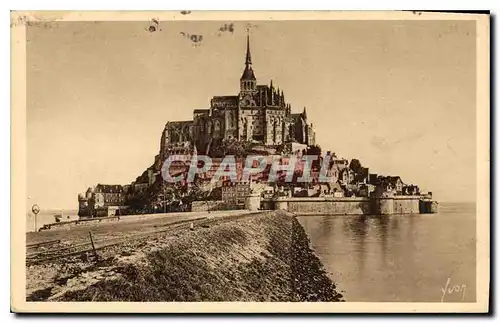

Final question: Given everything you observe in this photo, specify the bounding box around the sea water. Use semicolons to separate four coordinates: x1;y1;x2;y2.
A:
298;202;476;302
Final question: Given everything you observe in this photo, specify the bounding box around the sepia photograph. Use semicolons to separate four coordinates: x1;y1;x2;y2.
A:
10;11;490;313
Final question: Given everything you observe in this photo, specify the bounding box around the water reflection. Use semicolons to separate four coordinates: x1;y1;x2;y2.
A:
298;203;476;302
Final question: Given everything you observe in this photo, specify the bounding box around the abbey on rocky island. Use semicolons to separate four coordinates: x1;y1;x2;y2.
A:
160;34;316;161
77;34;437;217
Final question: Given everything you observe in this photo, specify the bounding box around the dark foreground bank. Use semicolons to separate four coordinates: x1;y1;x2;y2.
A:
28;211;343;302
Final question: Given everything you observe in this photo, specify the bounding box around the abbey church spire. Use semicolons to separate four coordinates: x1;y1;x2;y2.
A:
240;32;256;92
245;33;252;66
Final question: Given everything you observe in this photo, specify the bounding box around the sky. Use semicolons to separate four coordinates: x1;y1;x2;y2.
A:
26;20;476;209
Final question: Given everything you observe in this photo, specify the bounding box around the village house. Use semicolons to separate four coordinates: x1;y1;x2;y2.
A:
339;167;355;185
387;176;404;195
221;181;252;205
93;184;124;207
78;184;127;217
367;175;405;197
403;184;420;196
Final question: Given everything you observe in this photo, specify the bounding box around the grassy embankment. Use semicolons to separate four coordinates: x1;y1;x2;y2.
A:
29;211;343;302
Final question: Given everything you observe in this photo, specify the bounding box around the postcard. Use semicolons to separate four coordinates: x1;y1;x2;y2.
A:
11;10;490;313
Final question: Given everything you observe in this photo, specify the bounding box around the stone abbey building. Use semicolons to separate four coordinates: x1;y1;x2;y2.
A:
160;35;316;160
